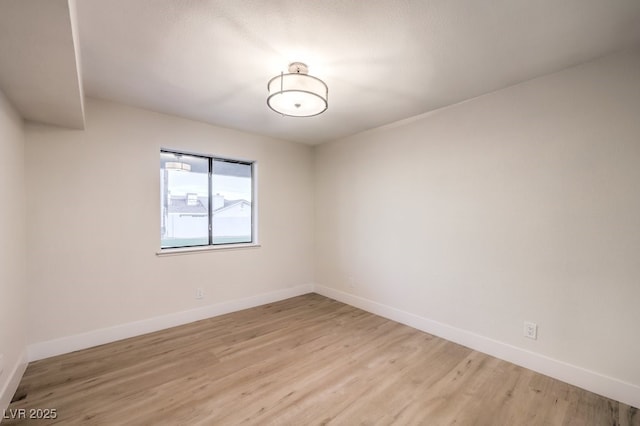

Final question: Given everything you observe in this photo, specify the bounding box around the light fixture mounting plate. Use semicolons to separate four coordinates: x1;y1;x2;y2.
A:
288;62;309;74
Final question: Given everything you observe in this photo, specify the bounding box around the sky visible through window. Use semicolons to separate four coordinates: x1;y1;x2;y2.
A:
168;171;252;202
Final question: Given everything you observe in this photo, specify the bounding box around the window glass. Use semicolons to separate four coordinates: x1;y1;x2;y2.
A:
212;160;252;244
160;151;254;249
161;152;210;248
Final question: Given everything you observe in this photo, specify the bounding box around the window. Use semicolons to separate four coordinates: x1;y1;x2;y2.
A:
160;150;254;249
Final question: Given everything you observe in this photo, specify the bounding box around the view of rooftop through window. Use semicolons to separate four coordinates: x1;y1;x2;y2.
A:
160;151;253;248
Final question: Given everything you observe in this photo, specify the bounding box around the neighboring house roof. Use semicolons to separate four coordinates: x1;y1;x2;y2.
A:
167;196;249;215
213;200;250;214
167;197;207;215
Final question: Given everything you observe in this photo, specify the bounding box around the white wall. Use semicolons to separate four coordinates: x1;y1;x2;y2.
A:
0;90;28;410
26;98;314;344
315;48;640;398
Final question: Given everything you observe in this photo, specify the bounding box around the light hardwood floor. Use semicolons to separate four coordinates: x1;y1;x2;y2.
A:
6;294;638;425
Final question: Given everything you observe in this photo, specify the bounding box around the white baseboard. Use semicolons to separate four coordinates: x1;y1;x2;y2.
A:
313;284;640;409
28;284;314;362
0;350;28;420
22;283;640;409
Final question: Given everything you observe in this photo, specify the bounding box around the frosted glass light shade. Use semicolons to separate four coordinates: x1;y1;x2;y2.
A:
165;161;191;171
267;63;328;117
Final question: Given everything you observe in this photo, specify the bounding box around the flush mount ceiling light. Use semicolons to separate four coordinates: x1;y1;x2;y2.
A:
267;62;328;117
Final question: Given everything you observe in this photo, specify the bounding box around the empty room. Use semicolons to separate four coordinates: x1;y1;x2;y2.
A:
1;0;639;424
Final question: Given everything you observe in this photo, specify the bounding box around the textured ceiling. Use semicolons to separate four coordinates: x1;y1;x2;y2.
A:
3;1;640;144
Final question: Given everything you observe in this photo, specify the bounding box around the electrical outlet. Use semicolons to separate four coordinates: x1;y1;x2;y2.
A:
347;276;355;289
524;321;538;340
195;288;204;300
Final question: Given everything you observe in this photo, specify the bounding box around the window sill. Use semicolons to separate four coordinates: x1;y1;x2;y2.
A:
156;243;261;256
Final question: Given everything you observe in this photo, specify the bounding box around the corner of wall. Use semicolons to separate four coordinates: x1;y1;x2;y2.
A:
0;350;28;418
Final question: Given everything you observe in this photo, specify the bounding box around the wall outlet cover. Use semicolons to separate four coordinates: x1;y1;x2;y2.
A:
524;321;538;340
195;288;204;300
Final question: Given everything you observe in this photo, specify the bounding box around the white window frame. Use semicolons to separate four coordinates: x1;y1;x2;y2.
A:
158;149;259;256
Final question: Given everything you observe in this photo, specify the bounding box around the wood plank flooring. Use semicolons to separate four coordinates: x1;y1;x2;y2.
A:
5;294;638;425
